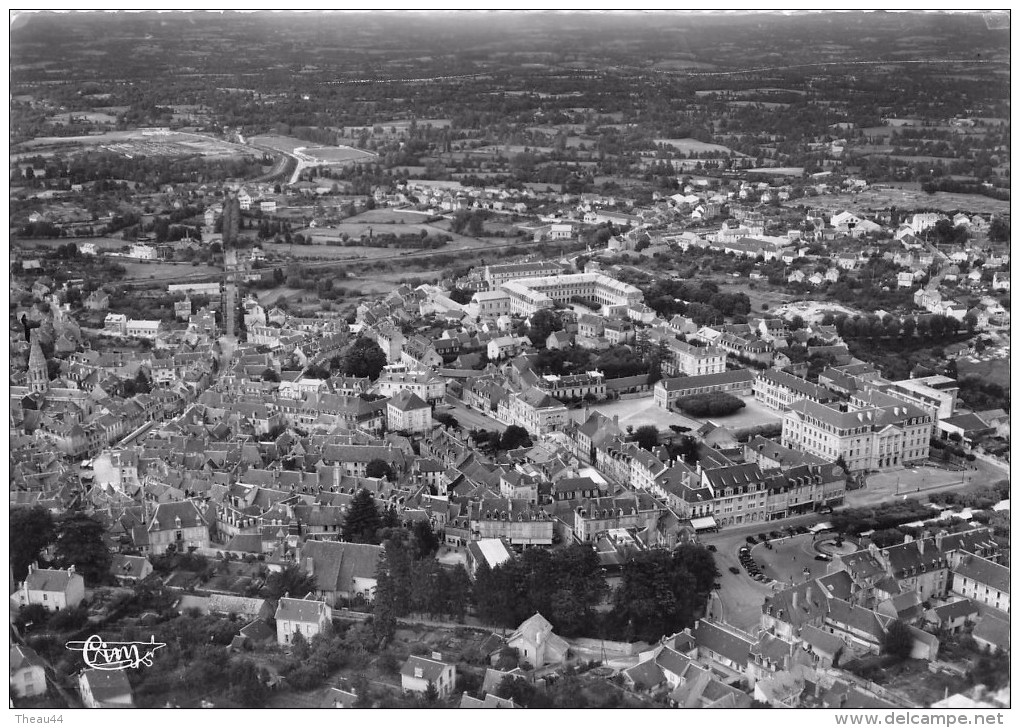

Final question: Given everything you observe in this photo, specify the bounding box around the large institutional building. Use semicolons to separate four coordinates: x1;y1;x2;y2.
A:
781;397;932;473
499;272;644;316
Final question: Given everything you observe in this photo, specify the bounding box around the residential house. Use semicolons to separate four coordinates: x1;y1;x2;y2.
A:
401;655;457;699
78;669;133;708
952;553;1010;614
298;540;384;605
10;645;47;699
971;613;1010;654
145;500;210;555
924;600;978;635
387;390;433;434
275;597;333;646
109;554;153;584
16;564;85;611
507;613;569;668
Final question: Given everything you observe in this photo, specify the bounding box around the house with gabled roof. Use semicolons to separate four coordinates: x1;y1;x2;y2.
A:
952;553;1010;614
297;539;384;605
401;655;456;699
109;554;153;584
11;644;47;698
275;596;332;646
144;500;210;555
507;613;568;669
923;599;978;635
971;613;1010;654
16;563;85;610
693;618;755;678
79;668;133;708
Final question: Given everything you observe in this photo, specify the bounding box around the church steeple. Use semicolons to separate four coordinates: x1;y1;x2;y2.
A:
27;339;48;395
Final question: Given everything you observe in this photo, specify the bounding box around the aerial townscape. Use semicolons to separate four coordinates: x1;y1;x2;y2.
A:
8;10;1011;712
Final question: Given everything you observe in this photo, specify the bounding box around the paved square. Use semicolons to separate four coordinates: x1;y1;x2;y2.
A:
571;397;702;432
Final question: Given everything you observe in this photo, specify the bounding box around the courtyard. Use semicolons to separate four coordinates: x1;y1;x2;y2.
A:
701;396;782;432
570;396;701;432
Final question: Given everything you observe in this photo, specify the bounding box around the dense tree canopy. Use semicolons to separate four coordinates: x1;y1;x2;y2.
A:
343;489;384;544
10;507;55;581
53;512;110;585
339;336;387;380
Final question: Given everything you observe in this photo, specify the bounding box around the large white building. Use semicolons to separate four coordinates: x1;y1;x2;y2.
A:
374;370;447;403
664;339;727;377
500;272;643;316
781;398;932;473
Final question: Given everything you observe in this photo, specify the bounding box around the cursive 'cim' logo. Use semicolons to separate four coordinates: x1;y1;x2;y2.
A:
66;635;166;671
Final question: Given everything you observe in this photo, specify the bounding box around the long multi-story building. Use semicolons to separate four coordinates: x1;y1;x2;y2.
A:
781;398;932;473
485;261;565;289
500;272;643;316
754;369;841;412
533;371;606;401
654;370;755;410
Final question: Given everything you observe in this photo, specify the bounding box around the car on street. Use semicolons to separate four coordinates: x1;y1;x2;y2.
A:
746;536;757;544
814;554;831;562
729;566;741;575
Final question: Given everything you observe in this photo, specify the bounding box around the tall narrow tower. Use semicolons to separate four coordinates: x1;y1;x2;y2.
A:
27;339;48;395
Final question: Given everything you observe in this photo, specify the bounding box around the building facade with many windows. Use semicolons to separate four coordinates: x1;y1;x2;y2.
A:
781;398;931;473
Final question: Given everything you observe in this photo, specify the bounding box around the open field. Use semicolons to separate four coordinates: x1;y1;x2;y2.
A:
774;300;864;323
15;235;130;252
117;260;221;280
16;129;251;157
784;187;1010;216
49;111;118;124
653;138;740;155
250;135;376;165
746;166;804;176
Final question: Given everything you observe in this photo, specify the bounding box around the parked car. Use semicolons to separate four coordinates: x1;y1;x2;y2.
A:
770;530;783;539
746;536;757;544
814;554;831;562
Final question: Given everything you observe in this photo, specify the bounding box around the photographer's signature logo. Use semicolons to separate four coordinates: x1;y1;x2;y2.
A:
66;635;166;670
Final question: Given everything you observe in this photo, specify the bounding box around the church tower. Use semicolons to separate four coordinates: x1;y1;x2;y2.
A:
27;339;48;395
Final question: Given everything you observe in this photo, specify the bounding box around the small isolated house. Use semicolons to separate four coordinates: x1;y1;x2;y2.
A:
401;654;457;699
274;596;333;646
507;613;569;668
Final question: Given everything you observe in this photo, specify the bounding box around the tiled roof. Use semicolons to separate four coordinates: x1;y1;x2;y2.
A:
694;619;754;667
24;566;79;593
275;596;328;623
954;553;1010;594
400;655;449;682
